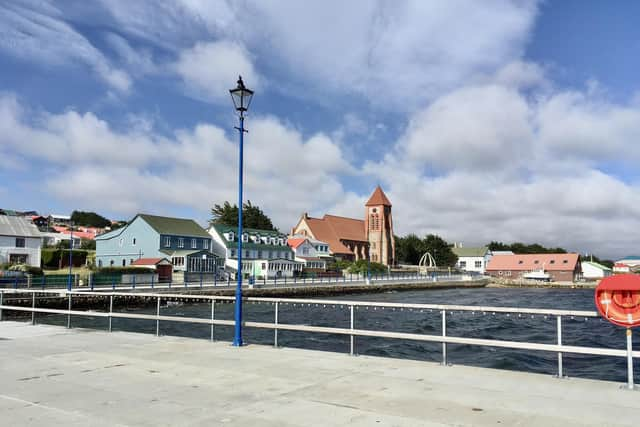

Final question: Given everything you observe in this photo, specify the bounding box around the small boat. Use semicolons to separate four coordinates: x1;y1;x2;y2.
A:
522;268;551;281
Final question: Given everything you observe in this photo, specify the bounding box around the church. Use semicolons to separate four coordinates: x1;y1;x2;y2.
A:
290;186;396;266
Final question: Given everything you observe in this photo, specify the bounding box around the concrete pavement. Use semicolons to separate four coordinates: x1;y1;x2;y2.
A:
0;321;637;426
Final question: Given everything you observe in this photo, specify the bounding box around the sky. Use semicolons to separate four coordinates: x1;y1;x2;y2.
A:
1;0;640;259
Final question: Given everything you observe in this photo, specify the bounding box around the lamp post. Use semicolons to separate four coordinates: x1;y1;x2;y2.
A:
67;222;74;291
366;248;371;285
229;76;254;347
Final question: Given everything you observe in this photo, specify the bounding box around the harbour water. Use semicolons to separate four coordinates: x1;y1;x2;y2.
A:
35;287;638;383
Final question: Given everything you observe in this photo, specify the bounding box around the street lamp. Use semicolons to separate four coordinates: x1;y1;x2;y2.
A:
230;76;254;347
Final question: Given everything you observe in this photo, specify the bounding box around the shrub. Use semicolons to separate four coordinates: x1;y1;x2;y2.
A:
8;264;43;275
347;259;388;275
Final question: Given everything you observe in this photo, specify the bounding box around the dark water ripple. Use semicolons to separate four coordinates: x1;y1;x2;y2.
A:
33;287;638;383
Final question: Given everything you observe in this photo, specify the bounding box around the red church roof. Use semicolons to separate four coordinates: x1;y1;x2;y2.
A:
365;186;392;206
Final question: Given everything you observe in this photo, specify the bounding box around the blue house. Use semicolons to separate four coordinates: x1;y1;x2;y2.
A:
96;214;217;273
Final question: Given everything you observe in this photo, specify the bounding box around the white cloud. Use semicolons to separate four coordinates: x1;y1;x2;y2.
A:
0;2;131;93
172;40;261;103
365;81;640;259
0;94;351;231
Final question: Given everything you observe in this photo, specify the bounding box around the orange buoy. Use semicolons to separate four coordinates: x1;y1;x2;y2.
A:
595;274;640;328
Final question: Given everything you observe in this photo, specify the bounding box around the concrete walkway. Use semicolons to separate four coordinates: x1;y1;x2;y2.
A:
0;321;637;427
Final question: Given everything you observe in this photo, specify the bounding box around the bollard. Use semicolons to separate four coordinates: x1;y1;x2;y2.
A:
156;296;161;337
0;290;3;321
67;294;72;329
108;295;113;332
31;292;36;325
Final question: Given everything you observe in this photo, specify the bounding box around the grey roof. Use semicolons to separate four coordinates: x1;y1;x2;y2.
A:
139;214;210;238
0;216;41;237
452;246;489;257
209;224;292;251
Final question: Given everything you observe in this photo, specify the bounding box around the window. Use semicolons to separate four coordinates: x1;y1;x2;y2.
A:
550;260;555;264
110;260;114;266
203;240;209;250
498;271;503;275
230;250;236;258
191;238;197;249
518;260;523;264
563;260;568;264
242;233;248;243
178;238;184;248
226;232;235;241
132;237;136;246
130;259;134;265
459;261;467;268
164;236;171;247
534;260;539;264
475;261;482;268
98;260;103;268
245;250;250;258
122;260;126;267
302;247;309;255
270;237;276;245
15;237;25;248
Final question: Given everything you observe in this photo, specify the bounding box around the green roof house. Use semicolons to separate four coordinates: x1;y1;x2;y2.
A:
96;214;218;273
451;245;491;274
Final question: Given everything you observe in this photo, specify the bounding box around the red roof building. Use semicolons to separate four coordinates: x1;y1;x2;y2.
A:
486;253;581;282
290;186;396;265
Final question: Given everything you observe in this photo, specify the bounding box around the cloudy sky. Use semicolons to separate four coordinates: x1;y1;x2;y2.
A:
1;0;640;258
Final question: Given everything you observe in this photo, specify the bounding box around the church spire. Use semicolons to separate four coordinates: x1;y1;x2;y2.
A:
365;185;392;207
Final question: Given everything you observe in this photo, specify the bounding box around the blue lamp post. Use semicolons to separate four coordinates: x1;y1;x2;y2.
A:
67;223;74;291
230;76;254;347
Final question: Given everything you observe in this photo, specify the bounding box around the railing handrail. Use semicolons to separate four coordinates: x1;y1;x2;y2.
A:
0;288;594;317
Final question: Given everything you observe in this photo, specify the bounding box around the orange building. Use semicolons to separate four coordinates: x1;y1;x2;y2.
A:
290;186;396;266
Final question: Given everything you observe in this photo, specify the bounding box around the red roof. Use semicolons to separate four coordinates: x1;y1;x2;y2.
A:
131;258;168;266
365;186;392;207
302;214;366;255
287;238;307;249
486;253;580;271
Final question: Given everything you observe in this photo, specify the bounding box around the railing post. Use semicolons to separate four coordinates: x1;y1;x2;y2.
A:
350;304;355;356
42;275;45;290
132;274;136;290
151;274;155;289
112;277;116;290
627;328;635;390
67;294;72;329
210;299;215;341
0;290;3;321
108;295;113;332
557;315;563;378
441;310;447;365
156;296;161;337
90;273;94;291
31;292;36;325
14;277;18;289
274;301;279;347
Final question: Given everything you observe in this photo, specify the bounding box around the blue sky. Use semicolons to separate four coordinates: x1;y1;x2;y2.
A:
1;0;640;258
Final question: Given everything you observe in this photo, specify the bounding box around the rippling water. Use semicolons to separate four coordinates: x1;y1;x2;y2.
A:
37;287;638;383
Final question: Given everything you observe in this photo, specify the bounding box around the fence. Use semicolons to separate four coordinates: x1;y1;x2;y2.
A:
2;271;473;291
0;288;637;389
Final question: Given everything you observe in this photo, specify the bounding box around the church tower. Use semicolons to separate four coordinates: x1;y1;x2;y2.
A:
364;186;395;266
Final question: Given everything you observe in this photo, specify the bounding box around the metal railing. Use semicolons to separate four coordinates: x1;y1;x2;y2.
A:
0;288;636;389
3;271;476;291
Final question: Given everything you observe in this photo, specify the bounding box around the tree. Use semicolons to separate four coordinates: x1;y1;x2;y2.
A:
395;233;457;267
210;200;277;231
487;241;567;254
70;211;111;228
347;259;387;274
395;234;423;265
80;238;96;250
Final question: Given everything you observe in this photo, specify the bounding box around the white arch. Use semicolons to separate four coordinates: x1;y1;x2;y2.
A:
418;252;437;273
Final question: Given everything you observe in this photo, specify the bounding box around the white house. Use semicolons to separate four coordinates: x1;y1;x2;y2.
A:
613;256;640;273
209;224;302;279
0;216;42;267
581;261;612;280
452;245;491;274
287;236;330;270
41;232;81;248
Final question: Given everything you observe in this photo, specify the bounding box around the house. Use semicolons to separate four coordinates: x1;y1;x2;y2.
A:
452;245;491;274
290;186;396;265
41;232;82;248
288;236;330;271
31;215;49;228
581;261;612;280
130;258;173;282
613;256;640;273
209;224;301;279
0;216;42;267
49;214;72;225
485;253;581;282
96;214;217;273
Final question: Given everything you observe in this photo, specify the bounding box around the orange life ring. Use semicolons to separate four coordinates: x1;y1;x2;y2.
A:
595;274;640;328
